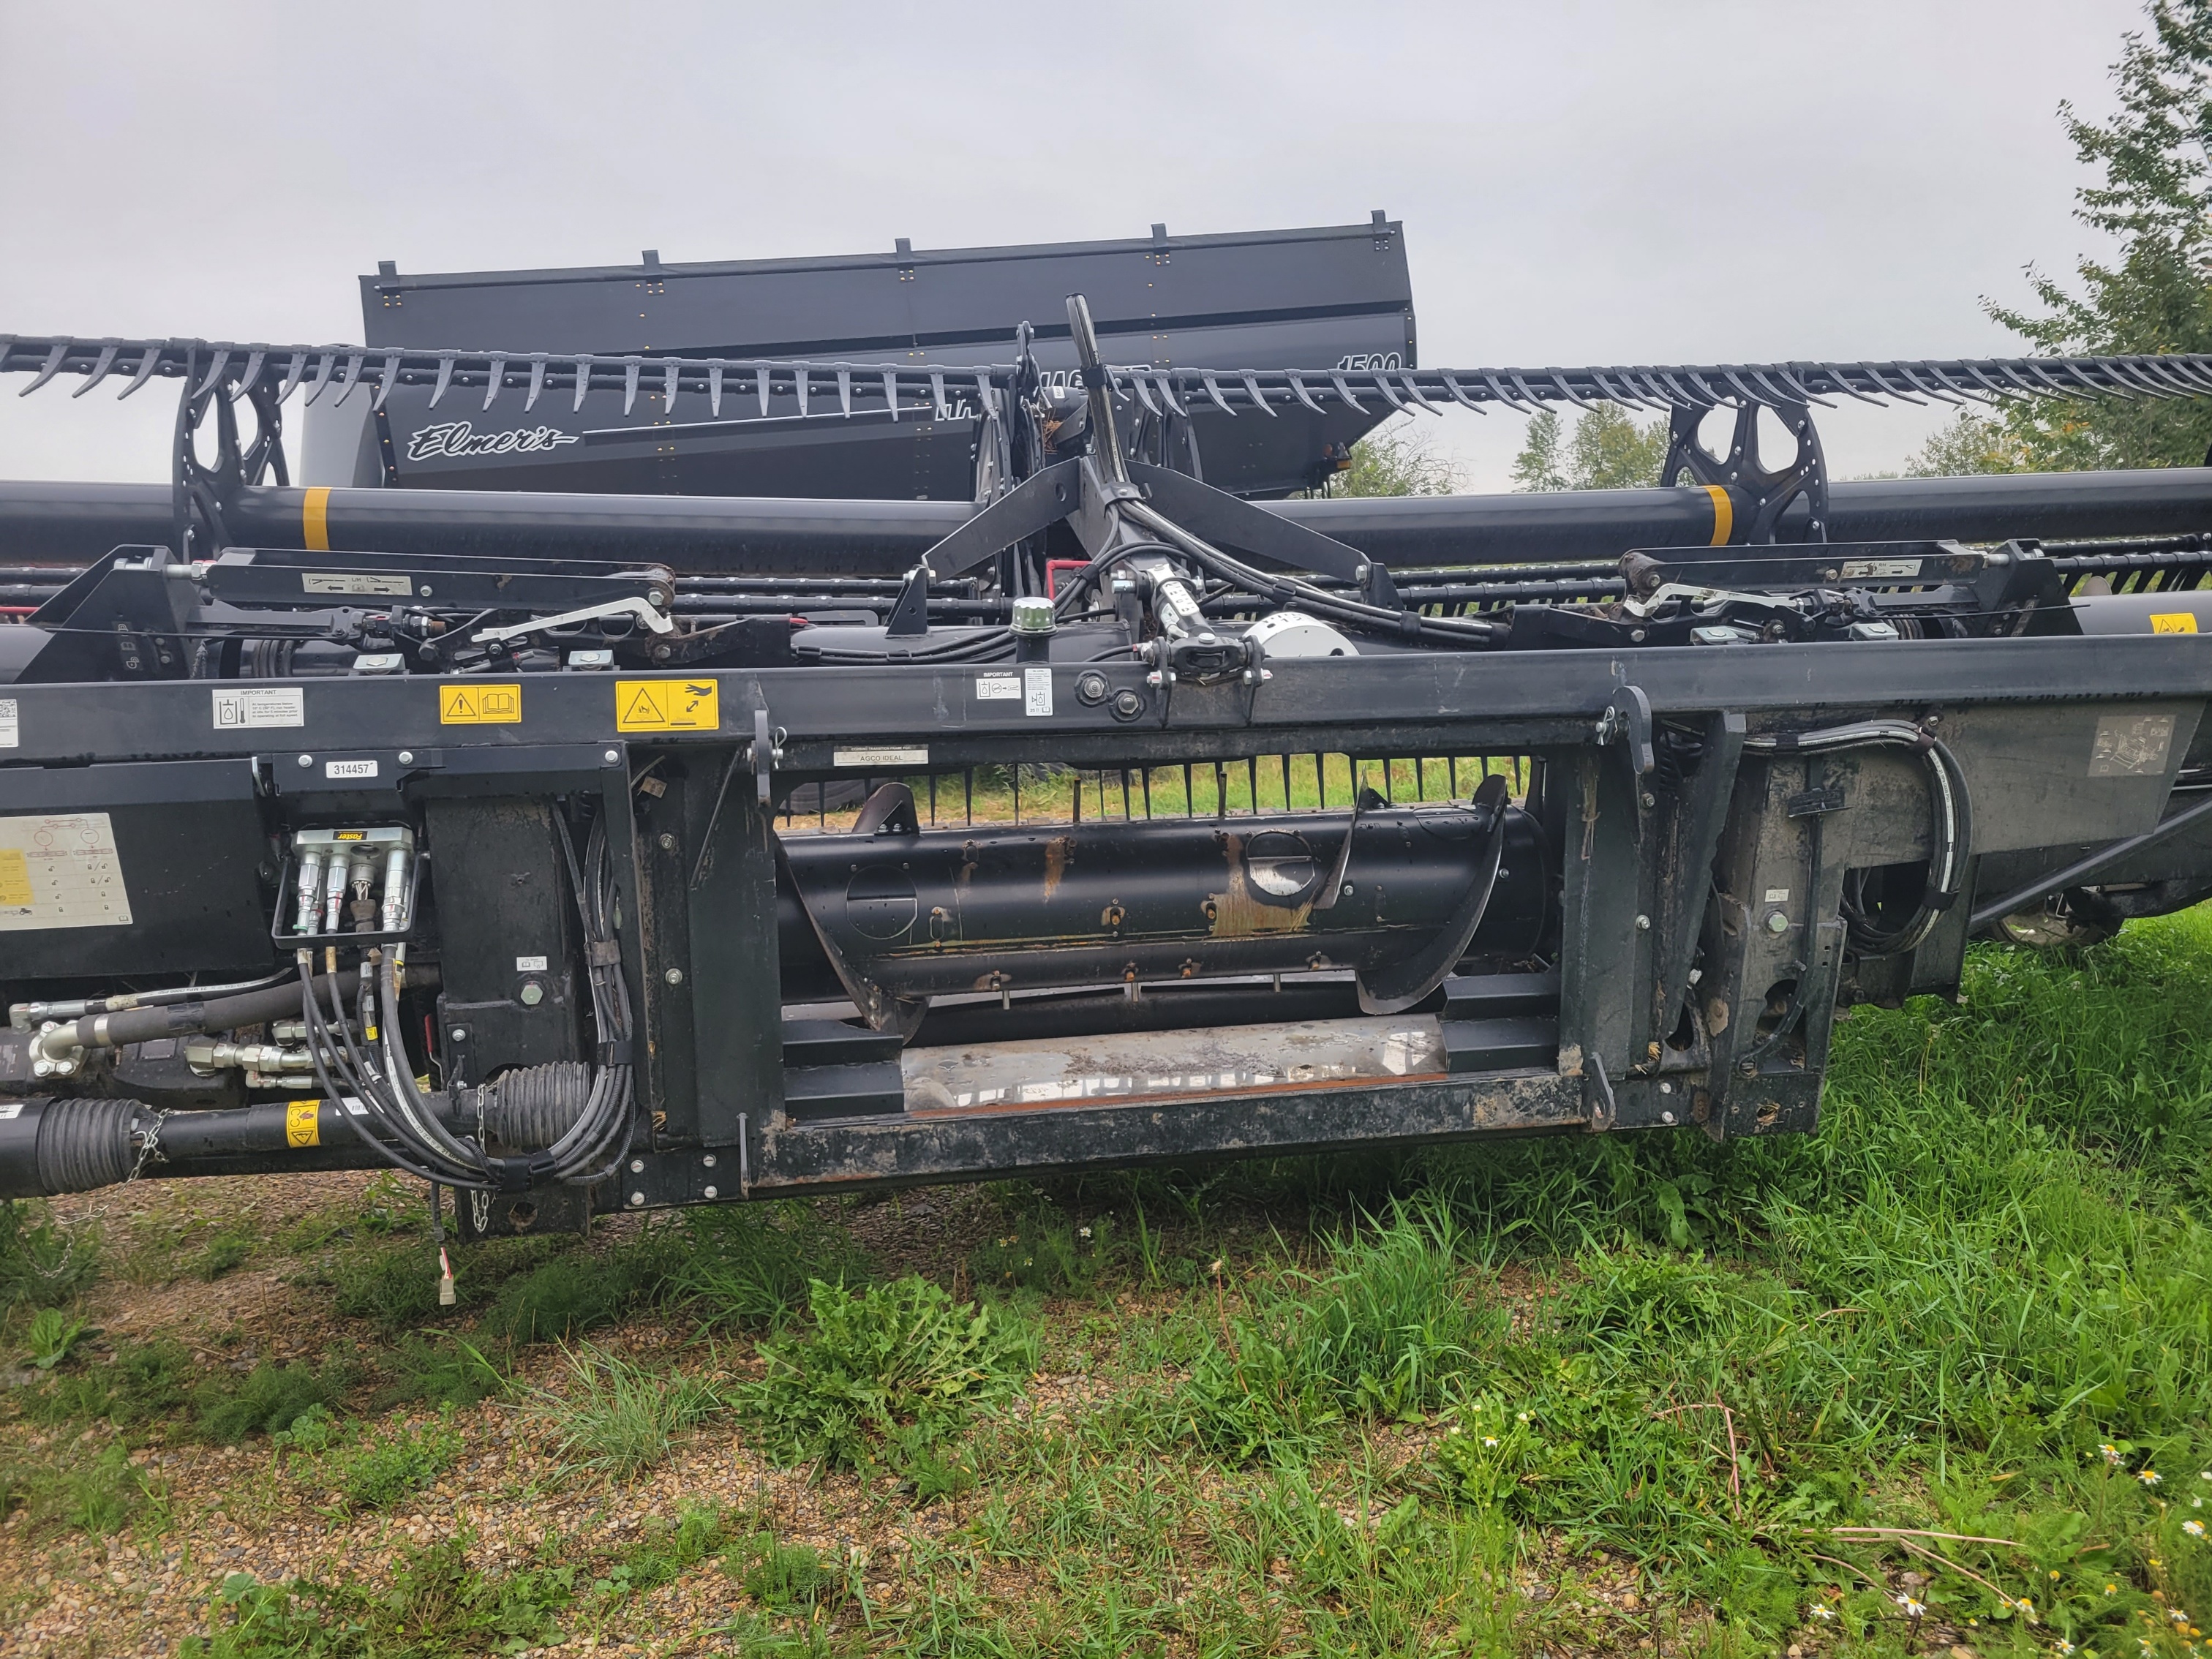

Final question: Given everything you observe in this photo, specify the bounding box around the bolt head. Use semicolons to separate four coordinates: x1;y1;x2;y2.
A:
630;1191;645;1207
297;753;313;768
396;750;414;766
1634;914;1652;930
1764;910;1791;934
448;1026;469;1042
31;1058;53;1077
1660;1110;1677;1126
1342;883;1355;898
701;1153;717;1167
658;832;677;851
518;981;543;1007
664;967;684;986
1641;791;1656;808
702;1185;718;1201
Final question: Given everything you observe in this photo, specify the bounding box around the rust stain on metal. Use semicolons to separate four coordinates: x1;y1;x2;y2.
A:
1704;996;1731;1034
1042;835;1072;902
1207;832;1312;938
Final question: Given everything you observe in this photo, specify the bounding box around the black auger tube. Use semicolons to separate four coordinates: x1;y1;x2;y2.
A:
10;469;2212;571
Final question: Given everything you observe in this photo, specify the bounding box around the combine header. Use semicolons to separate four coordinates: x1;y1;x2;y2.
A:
4;224;2211;1241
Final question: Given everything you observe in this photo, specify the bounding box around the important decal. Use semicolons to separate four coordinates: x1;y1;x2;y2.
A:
212;686;304;730
2151;612;2200;633
286;1102;320;1148
1023;666;1054;717
405;421;579;462
439;683;522;725
2089;712;2178;777
302;572;414;597
974;674;1021;701
833;746;929;768
615;680;720;732
0;698;15;750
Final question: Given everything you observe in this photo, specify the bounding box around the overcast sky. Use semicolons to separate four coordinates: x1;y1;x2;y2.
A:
0;0;2152;491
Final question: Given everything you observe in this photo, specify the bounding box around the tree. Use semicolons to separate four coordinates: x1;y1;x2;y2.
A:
1511;405;1670;491
1990;0;2212;469
1903;411;2033;476
1331;417;1462;497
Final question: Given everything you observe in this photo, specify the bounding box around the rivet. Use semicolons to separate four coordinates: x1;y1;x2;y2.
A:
702;1154;717;1167
297;753;313;768
658;832;677;851
630;1158;644;1173
1342;883;1355;898
1660;1110;1677;1126
630;1191;645;1207
397;750;414;765
603;748;620;764
448;1026;468;1042
702;1185;718;1200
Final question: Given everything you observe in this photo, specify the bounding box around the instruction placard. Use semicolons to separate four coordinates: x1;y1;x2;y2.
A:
0;812;133;932
615;679;720;733
439;683;522;725
285;1102;320;1148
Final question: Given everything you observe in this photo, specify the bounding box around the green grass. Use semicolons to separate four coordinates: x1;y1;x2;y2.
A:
523;1344;727;1483
666;1200;873;1329
25;910;2212;1654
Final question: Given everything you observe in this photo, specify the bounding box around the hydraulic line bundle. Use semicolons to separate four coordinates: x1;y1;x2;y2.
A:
5;219;2212;1241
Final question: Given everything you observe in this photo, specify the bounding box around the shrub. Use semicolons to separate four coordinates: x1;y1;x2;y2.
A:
737;1275;1037;1472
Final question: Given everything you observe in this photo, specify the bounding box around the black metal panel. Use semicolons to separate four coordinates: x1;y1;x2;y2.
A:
0;759;271;981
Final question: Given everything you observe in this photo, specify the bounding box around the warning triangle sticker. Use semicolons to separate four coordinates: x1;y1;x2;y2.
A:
622;686;664;728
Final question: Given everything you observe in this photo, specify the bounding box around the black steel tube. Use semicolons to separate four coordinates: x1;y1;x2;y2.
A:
12;469;2212;573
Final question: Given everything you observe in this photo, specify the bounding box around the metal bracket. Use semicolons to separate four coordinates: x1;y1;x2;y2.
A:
749;708;783;805
1596;683;1655;777
884;564;930;637
471;596;676;649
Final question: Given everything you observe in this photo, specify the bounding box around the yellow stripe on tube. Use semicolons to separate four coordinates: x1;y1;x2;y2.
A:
1704;484;1733;546
302;486;331;552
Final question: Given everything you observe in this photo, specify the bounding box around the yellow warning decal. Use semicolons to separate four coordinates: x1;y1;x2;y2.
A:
286;1102;320;1148
616;678;720;733
440;683;522;724
1704;484;1734;546
0;848;30;907
2151;612;2199;634
302;486;331;552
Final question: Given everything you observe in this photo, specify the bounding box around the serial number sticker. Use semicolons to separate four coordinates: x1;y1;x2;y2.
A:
286;1102;320;1148
516;954;549;973
2089;711;2177;777
615;679;719;732
439;682;522;725
1762;887;1791;904
1023;666;1054;717
0;1103;20;1122
324;759;378;780
302;571;413;598
212;685;304;730
0;698;16;750
2151;612;2200;633
833;746;929;768
975;673;1022;701
1839;557;1923;580
0;811;133;932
